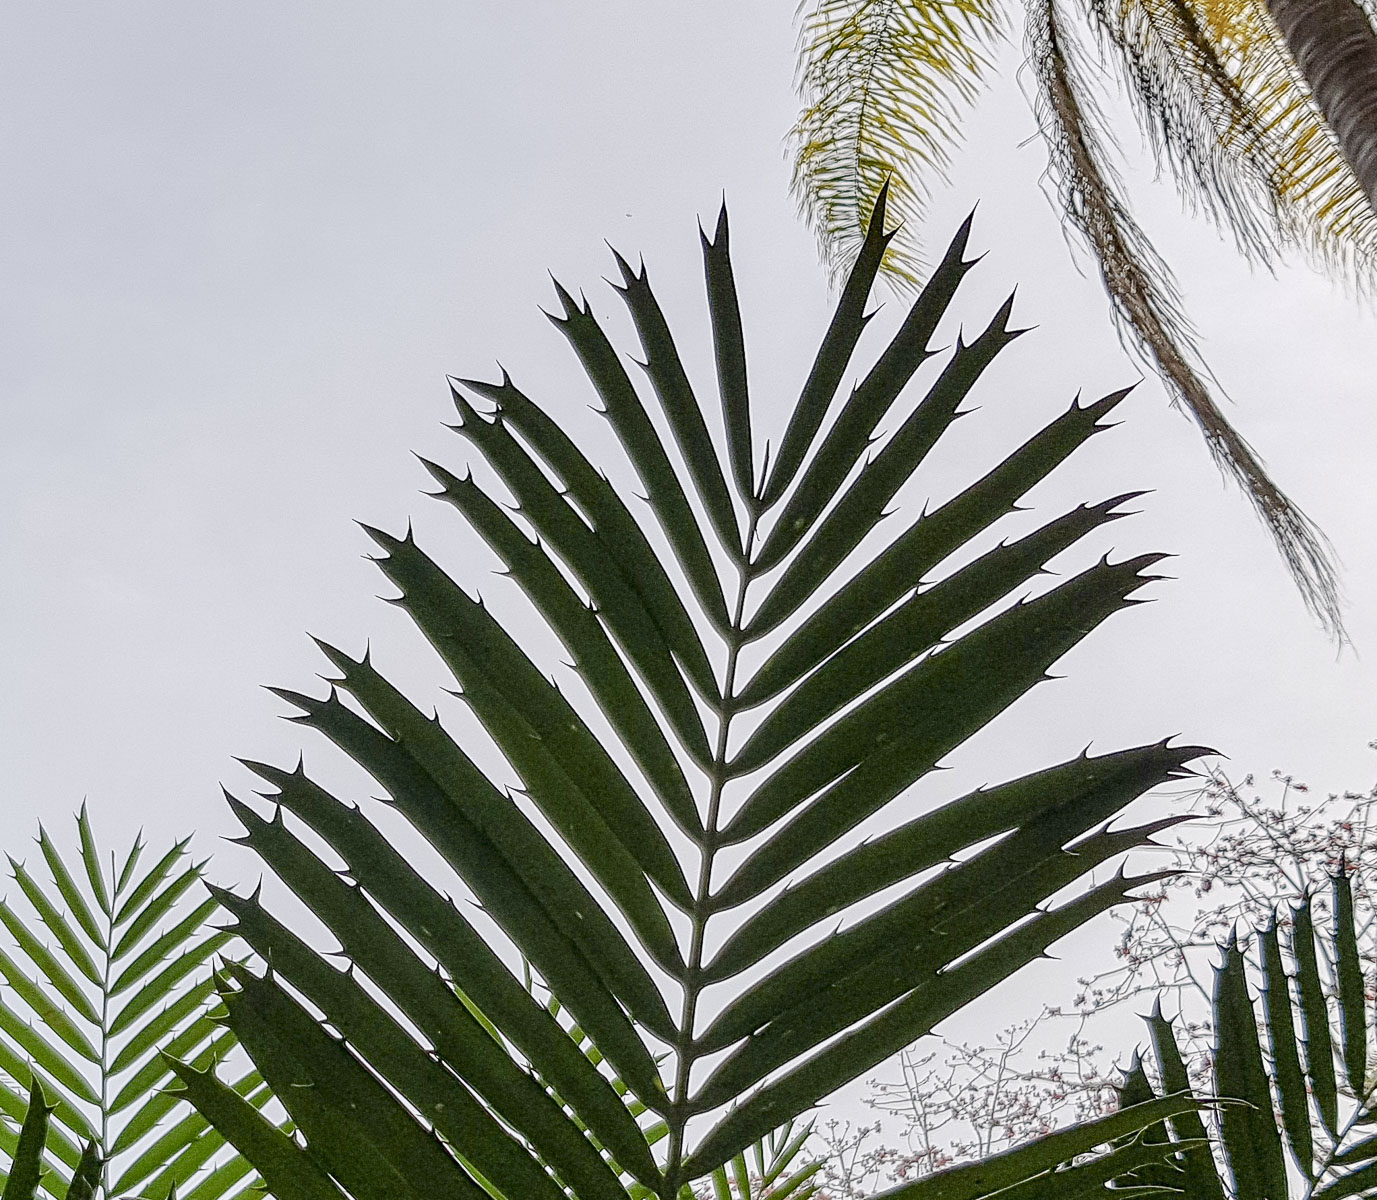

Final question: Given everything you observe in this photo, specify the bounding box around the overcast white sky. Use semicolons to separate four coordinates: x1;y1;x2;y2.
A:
5;0;1377;1134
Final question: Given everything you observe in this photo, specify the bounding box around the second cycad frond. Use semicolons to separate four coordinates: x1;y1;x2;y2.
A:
792;0;1377;639
182;198;1205;1200
0;808;265;1200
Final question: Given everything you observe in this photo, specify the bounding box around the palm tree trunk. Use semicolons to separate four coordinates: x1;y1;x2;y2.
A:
1264;0;1377;207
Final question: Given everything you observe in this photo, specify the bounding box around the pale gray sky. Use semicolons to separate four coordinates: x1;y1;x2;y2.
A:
4;0;1376;1127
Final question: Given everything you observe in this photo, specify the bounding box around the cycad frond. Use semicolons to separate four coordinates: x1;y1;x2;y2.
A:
1028;0;1344;639
0;809;266;1200
183;200;1209;1200
790;0;1005;283
531;986;823;1200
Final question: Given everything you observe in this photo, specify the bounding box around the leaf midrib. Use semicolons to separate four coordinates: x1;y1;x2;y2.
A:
663;501;762;1199
97;867;114;1199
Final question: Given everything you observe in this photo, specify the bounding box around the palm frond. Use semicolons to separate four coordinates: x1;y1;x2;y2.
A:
1028;0;1345;640
790;0;1005;284
0;811;266;1200
189;201;1208;1199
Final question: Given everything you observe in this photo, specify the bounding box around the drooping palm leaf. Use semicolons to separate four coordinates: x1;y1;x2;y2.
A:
0;809;266;1199
1128;869;1377;1198
791;0;1374;639
187;197;1208;1199
1082;0;1377;273
1027;0;1342;643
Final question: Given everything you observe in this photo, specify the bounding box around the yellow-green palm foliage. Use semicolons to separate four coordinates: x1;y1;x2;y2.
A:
791;0;1377;640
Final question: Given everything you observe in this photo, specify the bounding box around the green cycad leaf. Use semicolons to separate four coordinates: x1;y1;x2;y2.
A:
191;200;1206;1199
221;800;638;1200
762;181;894;508
120;1080;271;1200
1143;1007;1227;1200
696;816;1184;1078
270;686;673;1083
700;206;754;503
1111;1055;1180;1194
0;814;262;1199
359;525;693;919
6;864;99;989
3;1081;54;1200
214;888;580;1200
520;974;820;1200
728;550;1163;796
750;213;977;581
35;836;103;954
419;459;701;836
110;1070;268;1198
113;839;143;899
450;377;717;747
546;278;730;632
1333;871;1367;1096
270;665;676;1047
219;964;495;1200
1214;936;1289;1200
65;1142;102;1200
719;556;1173;880
167;1058;340;1200
113;842;189;930
109;1026;235;1160
844;1098;1204;1200
73;811;107;922
707;745;1195;980
729;483;1135;766
609;242;741;554
238;757;661;1182
1259;920;1314;1178
746;296;1023;639
0;1079;84;1180
1294;894;1341;1136
741;466;1139;722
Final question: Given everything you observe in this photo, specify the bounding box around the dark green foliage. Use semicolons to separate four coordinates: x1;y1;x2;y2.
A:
0;1082;100;1200
868;1096;1207;1199
189;195;1204;1198
1128;869;1377;1198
